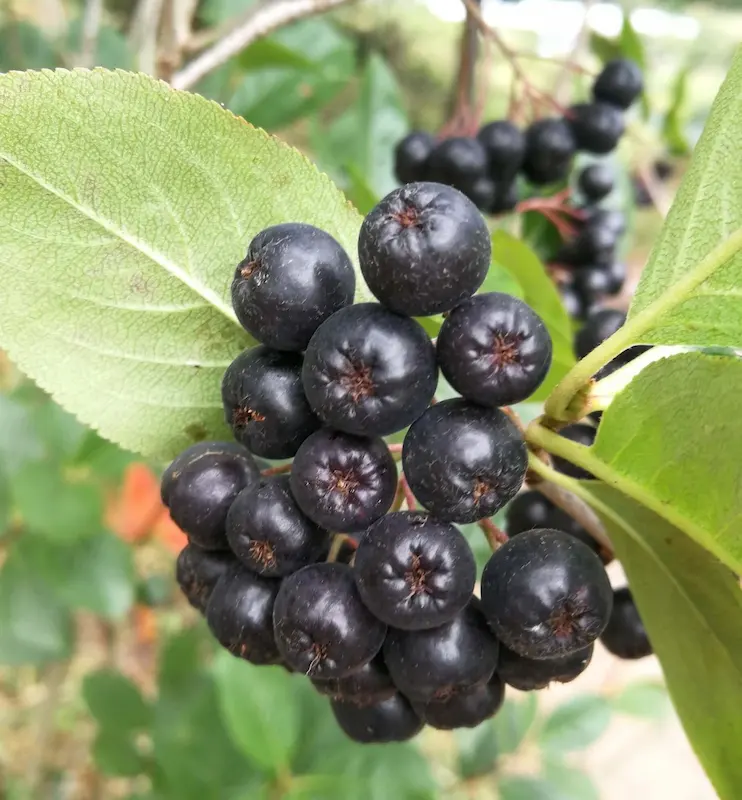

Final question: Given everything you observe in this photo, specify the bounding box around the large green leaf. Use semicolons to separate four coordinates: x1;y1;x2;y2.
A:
491;231;576;400
577;483;742;800
539;695;611;752
0;69;368;460
84;669;151;732
625;49;742;348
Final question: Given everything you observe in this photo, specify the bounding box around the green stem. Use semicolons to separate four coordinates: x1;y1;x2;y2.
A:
544;226;742;421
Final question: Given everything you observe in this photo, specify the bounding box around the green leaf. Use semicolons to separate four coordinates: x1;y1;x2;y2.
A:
540;695;611;752
0;22;59;71
491;230;576;399
332;745;437;800
618;16;649;120
0;69;368;460
498;776;554;800
0;465;10;534
158;626;209;693
344;163;380;216
611;681;670;719
66;20;134;69
239;37;317;72
662;66;691;156
84;669;151;731
214;653;300;775
577;483;742;800
492;693;539;755
10;462;102;542
199;0;258;26
72;430;137;481
625;50;742;348
92;729;147;777
0;395;45;470
0;542;73;665
541;761;599;800
591;353;742;573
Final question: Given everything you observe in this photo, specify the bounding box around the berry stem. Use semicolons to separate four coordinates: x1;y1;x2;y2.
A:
261;463;292;476
399;474;417;511
443;0;481;135
478;517;508;550
326;534;346;563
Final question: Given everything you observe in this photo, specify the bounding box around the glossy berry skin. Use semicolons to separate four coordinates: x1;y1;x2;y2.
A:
490;181;518;214
505;491;552;535
577;163;614;202
427;137;489;191
206;564;282;664
176;544;237;612
575;309;626;359
481;529;612;660
601;588;652;659
383;600;500;702
588;208;627;237
522;119;576;185
331;693;423;743
573;266;612;309
437;292;553;407
569;103;625;155
290;428;396;533
354;512;476;630
311;655;396;703
226;476;328;577
358;182;490;316
560;283;584;320
593;59;644;110
231;223;355;352
222;346;320;459
394;131;435;184
302;303;437;437
402;399;527;523
498;643;593;691
273;562;386;678
413;675;504;730
462;175;496;210
604;260;627;296
570;217;620;265
551;423;597;480
161;441;259;550
477;120;525;179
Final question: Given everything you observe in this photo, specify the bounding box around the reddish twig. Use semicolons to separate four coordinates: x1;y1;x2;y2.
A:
261;463;292;476
478;517;509;550
399;474;417;511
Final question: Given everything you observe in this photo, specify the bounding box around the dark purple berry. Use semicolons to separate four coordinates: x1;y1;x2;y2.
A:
436;292;553;407
395;131;436;184
477;120;525;179
272;562;386;678
302;303;437;437
505;491;553;535
161;441;259;550
413;675;504;730
231;223;355;352
569;103;625;155
481;529;612;660
402;399;527;523
522;119;576;185
221;346;320;459
358;182;490;316
206;564;281;664
498;644;593;690
176;544;237;612
354;511;476;630
311;654;396;703
551;423;596;480
489;180;518;214
601;588;652;659
573;266;613;308
383;599;499;702
462;175;496;210
226;475;329;577
560;283;584;319
330;693;423;743
604;260;627;296
427;137;489;191
593;59;644;110
577;163;614;202
290;428;397;533
575;309;626;359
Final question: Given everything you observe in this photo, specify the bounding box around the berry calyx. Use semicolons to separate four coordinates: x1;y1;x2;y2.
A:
358;182;490;316
354;511;476;630
600;588;652;659
436;292;553;407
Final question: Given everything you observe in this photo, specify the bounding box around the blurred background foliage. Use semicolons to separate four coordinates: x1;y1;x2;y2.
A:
0;0;734;797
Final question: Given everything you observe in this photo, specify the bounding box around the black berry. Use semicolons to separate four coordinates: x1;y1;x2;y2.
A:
206;564;281;664
569;103;625;155
593;58;643;110
395;131;435;184
161;441;259;550
402;399;527;523
330;693;423;743
601;588;652;659
354;511;476;630
383;599;499;701
302;303;437;436
226;475;329;577
222;346;320;459
559;283;584;319
569;217;620;265
413;675;504;730
505;491;552;535
462;175;496;210
498;644;593;691
427;137;489;192
176;544;237;612
573;267;612;309
604;260;627;296
290;428;397;533
358;182;490;316
577;163;614;202
481;529;612;659
273;562;386;678
551;423;596;480
489;180;518;214
437;292;553;407
575;309;626;359
231;223;355;352
522;119;576;185
311;654;396;703
477;120;525;179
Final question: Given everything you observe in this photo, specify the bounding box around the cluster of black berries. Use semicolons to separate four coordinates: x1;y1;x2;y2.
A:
163;181;650;745
394;59;643;219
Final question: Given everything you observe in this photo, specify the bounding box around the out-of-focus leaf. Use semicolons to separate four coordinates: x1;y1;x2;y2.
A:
662;66;691;156
611;681;670;719
0;22;59;71
84;669;151;731
93;730;147;777
540;695;611;752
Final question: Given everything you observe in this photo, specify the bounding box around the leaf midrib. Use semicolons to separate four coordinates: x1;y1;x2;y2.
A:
0;149;240;327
